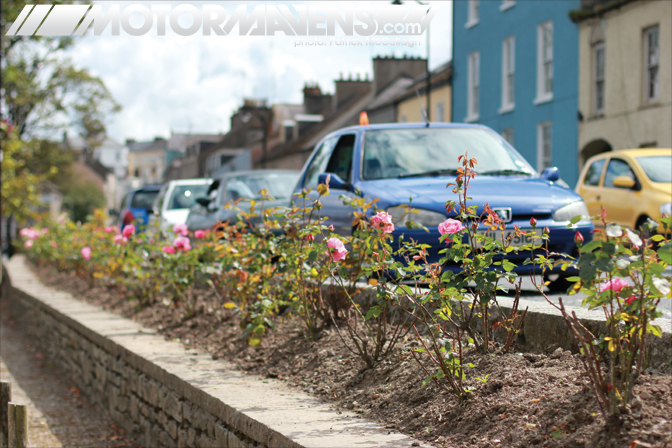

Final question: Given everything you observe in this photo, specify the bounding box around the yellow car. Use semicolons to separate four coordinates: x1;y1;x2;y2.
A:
576;148;672;234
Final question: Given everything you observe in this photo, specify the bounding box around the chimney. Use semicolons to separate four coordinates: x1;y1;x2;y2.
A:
372;55;427;94
333;75;372;111
303;83;332;115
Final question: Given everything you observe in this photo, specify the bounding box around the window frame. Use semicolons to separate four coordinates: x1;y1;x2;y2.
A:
643;25;659;103
593;43;606;115
500;36;515;113
583;158;606;187
537;121;553;172
535;21;554;104
604;158;638;189
466;0;479;28
302;136;338;190
466;51;480;122
500;0;515;11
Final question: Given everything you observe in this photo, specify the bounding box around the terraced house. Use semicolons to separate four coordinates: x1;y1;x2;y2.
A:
452;0;581;186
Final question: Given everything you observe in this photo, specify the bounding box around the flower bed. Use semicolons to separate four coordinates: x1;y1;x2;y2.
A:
18;155;672;446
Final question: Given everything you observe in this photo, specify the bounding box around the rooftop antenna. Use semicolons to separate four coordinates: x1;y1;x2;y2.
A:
415;88;429;127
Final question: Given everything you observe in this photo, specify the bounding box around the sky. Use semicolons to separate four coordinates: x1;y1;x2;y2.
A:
63;1;453;144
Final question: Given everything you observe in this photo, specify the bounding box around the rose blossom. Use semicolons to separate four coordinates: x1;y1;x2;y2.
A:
173;223;189;236
114;234;128;245
626;296;637;305
438;219;465;240
122;224;135;238
599;278;629;293
325;237;348;262
24;240;33;249
81;247;92;260
575;232;584;244
104;226;114;233
50;241;58;249
305;234;315;242
174;236;192;251
162;246;176;254
371;211;395;234
194;230;206;239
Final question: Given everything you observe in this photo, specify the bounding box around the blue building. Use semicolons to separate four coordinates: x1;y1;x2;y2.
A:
452;0;581;186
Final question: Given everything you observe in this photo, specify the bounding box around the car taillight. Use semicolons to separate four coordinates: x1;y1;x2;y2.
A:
122;211;135;226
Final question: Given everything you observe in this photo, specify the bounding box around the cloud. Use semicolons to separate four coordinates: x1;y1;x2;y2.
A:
65;1;452;143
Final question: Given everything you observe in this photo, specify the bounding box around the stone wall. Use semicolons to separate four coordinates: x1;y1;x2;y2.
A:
7;287;261;448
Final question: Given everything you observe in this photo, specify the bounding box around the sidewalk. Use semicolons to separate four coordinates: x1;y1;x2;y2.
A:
0;306;139;448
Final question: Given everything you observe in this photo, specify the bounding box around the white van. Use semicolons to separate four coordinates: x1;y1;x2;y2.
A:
150;178;213;231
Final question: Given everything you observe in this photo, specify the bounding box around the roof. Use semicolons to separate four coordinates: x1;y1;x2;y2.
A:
590;148;672;159
128;138;168;153
167;132;223;152
366;77;415;111
569;0;638;22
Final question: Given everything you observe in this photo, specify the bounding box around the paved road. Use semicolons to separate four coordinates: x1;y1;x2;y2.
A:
509;272;672;331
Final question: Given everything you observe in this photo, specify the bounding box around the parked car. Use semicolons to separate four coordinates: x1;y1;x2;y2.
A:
185;170;301;232
149;178;213;231
117;185;163;230
576;148;672;234
292;122;594;287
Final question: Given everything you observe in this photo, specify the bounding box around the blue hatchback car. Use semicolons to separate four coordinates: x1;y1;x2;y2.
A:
292;123;594;287
117;185;163;230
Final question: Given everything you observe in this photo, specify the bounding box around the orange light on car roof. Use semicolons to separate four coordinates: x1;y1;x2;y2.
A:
359;111;369;126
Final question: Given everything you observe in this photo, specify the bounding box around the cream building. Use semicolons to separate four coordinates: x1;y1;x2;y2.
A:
396;62;452;123
575;0;671;166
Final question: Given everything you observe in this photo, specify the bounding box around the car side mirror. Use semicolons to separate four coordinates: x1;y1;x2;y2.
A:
318;173;351;191
540;167;560;182
612;176;636;189
196;197;211;208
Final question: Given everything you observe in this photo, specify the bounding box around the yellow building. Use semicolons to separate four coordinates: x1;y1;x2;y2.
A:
574;0;671;166
396;62;452;123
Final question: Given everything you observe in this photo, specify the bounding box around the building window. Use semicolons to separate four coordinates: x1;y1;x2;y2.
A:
467;52;480;121
536;21;553;103
594;43;605;115
644;25;659;103
537;122;552;171
501;128;514;146
466;0;479;27
436;102;445;122
501;36;515;112
500;0;515;11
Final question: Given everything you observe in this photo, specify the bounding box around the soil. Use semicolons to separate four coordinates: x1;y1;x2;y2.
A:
24;261;672;448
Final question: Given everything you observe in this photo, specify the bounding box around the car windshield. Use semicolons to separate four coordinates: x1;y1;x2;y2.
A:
362;128;534;180
130;191;159;209
636;155;672;183
167;184;210;210
221;173;299;204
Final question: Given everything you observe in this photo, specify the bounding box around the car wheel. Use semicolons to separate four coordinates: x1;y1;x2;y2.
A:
543;272;574;293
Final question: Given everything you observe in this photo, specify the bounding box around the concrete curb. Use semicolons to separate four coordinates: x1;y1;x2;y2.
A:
3;256;430;448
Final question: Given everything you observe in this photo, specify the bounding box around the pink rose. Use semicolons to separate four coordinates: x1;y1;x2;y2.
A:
325;237;348;262
438;219;465;239
194;230;206;239
104;226;114;233
19;228;30;237
173;223;189;236
626;295;637;305
122;224;135;238
328;225;334;232
305;234;315;242
41;228;48;234
24;240;33;249
137;239;143;244
371;211;395;234
174;236;192;251
162;246;176;254
51;241;58;249
114;234;128;245
599;278;629;293
81;247;92;260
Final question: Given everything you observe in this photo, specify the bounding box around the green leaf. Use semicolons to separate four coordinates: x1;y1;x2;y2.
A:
657;242;672;264
579;240;601;253
570;215;582;224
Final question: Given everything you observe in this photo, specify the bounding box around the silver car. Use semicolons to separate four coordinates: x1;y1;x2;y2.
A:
185;170;300;231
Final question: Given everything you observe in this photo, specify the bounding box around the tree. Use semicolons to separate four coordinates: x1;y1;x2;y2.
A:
1;0;121;143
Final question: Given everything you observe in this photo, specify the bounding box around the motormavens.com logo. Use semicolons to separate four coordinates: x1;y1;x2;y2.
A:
6;3;437;37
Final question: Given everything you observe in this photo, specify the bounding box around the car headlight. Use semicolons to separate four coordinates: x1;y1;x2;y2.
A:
662;203;672;217
387;206;446;228
553;201;590;222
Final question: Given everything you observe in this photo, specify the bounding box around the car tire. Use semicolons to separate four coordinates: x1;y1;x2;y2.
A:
636;215;653;239
543;272;574;293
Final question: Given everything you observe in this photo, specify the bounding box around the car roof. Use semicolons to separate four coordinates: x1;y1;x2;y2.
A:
130;185;163;194
585;148;671;163
167;178;213;186
215;169;300;181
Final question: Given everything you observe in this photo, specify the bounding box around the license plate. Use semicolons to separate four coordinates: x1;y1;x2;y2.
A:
475;228;542;247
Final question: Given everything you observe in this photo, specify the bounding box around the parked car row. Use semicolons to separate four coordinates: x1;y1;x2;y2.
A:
112;120;670;288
